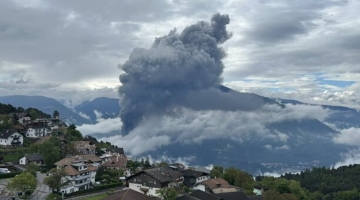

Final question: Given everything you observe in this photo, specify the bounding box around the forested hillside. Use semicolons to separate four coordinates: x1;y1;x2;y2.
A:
0;102;51;118
281;165;360;199
0;102;51;132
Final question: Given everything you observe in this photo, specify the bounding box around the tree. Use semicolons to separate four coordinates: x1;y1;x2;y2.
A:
29;137;62;168
29;109;38;120
68;124;77;130
53;110;59;118
7;172;36;198
44;168;68;192
156;187;178;200
42;141;61;168
126;160;141;174
277;183;291;194
223;167;239;185
65;128;83;141
144;157;151;169
11;113;19;125
210;168;222;178
263;190;285;200
234;170;255;192
26;163;39;177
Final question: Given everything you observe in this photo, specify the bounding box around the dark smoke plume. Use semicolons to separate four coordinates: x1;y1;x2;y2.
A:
119;13;232;133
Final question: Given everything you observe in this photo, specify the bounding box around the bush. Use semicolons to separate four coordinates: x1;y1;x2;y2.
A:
64;182;123;197
0;172;21;179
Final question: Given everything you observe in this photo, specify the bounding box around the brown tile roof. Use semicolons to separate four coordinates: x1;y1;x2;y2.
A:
64;164;98;176
64;165;79;175
196;178;230;189
102;155;127;168
101;188;156;200
55;154;102;166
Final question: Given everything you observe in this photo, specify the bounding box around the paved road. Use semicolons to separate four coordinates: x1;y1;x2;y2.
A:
29;172;51;200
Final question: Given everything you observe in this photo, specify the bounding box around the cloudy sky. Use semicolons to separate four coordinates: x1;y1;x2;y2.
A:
1;0;359;108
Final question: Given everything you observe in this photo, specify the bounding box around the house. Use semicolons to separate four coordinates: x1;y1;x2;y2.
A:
25;121;51;138
0;129;23;147
193;178;230;193
177;190;221;200
73;141;96;155
127;166;184;197
253;186;267;195
101;153;127;170
19;154;44;166
48;117;60;129
105;147;126;156
168;163;186;172
7;113;31;125
61;160;97;194
54;155;100;194
182;169;210;187
101;188;156;200
55;154;102;168
216;191;251;200
176;190;252;200
17;113;31;125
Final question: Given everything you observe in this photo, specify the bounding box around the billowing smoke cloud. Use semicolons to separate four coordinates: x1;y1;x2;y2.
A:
119;13;232;133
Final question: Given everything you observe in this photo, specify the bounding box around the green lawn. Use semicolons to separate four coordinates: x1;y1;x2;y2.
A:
46;193;109;200
85;194;109;200
46;193;62;200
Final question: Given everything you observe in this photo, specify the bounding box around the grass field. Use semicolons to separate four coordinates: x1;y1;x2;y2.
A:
0;147;29;162
46;193;109;200
3;151;24;162
85;194;109;200
46;193;62;200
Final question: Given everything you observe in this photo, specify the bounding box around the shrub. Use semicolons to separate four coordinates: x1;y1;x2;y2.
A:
64;182;123;197
0;172;21;179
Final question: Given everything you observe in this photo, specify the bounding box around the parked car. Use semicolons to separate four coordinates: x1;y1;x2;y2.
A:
0;168;11;173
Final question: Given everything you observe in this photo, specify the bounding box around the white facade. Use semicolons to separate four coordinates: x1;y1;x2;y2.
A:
57;161;98;194
61;170;97;194
129;183;160;197
193;184;206;192
25;127;50;138
196;175;210;184
0;131;23;147
19;157;26;165
18;116;31;125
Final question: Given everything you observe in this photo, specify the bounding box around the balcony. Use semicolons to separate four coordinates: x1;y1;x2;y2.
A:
74;180;91;187
72;174;90;181
11;140;21;144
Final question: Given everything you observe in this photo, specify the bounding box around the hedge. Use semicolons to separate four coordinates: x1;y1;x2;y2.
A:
64;182;123;197
0;172;21;179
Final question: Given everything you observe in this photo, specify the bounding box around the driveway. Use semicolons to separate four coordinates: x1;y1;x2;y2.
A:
0;178;12;196
29;172;51;200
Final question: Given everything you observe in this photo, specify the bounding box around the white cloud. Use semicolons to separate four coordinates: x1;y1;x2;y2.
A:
334;148;360;168
0;0;359;108
86;104;331;156
333;127;360;146
77;117;122;135
93;110;103;119
78;112;90;120
275;145;290;150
